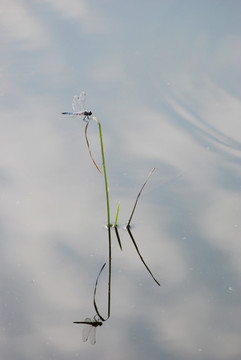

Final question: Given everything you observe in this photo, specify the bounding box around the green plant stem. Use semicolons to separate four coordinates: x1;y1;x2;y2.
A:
92;116;110;227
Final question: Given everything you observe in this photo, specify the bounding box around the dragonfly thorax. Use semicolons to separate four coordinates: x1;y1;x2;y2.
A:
95;321;102;327
84;111;92;116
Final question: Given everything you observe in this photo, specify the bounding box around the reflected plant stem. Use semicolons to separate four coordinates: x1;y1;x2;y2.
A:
107;226;111;319
126;226;160;286
114;225;122;251
93;263;106;322
92;227;112;321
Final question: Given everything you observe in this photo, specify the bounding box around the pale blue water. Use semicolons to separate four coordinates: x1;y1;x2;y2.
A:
1;1;241;359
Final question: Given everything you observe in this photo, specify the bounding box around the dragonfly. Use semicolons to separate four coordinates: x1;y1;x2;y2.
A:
62;91;92;121
73;317;102;345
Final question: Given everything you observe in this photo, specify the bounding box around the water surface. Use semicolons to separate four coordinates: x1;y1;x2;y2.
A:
1;1;241;359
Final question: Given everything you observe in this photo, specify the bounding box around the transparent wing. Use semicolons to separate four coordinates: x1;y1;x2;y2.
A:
72;91;86;112
82;318;92;342
85;317;92;322
89;326;97;345
72;96;80;112
82;325;92;342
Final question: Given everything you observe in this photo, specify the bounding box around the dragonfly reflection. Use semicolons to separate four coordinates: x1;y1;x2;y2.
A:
73;317;102;345
62;91;92;121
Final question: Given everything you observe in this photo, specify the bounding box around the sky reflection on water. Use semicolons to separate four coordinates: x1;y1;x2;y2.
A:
1;1;241;359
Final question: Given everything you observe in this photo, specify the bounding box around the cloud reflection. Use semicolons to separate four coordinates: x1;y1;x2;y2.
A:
39;0;107;33
0;0;49;49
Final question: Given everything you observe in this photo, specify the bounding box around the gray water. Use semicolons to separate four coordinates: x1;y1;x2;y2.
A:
1;1;241;359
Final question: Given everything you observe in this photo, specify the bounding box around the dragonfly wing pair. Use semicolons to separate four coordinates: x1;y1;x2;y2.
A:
82;318;97;345
72;91;86;113
74;318;102;345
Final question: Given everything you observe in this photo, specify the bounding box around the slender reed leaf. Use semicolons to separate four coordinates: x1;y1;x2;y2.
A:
127;167;156;227
84;121;102;173
114;201;122;250
114;202;120;227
